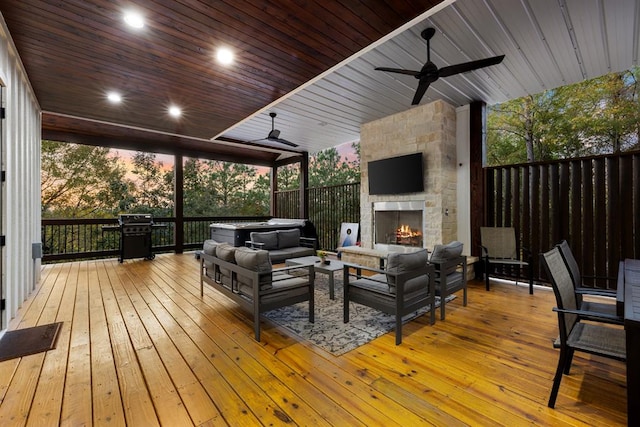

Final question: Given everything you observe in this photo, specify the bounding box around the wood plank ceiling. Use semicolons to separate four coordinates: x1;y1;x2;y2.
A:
1;0;638;166
0;0;444;166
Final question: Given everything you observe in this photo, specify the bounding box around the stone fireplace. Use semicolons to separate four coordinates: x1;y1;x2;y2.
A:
359;99;458;251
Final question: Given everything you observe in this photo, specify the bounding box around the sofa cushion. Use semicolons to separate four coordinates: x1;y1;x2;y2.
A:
202;239;223;274
268;246;316;264
386;249;429;294
203;239;221;256
235;247;273;295
277;228;300;249
215;243;237;281
250;231;278;250
215;243;237;262
234;247;272;273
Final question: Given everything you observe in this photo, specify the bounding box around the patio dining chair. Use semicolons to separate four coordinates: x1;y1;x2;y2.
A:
556;240;621;323
540;247;626;408
480;227;533;294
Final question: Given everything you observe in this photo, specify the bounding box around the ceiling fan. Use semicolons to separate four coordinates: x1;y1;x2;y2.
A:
253;112;298;147
375;28;505;105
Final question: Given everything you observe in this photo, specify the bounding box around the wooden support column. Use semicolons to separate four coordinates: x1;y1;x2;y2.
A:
270;164;278;217
469;101;486;257
174;153;184;254
299;151;309;219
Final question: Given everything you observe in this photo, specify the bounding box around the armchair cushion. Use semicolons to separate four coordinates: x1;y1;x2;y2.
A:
431;240;463;259
250;231;278;250
386;249;429;294
277;228;301;249
431;241;464;275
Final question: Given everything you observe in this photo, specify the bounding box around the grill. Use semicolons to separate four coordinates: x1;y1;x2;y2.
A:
104;214;163;263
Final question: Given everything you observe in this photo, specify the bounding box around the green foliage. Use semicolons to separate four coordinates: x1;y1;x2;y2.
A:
276;143;361;190
41;140;131;218
42;141;361;219
487;66;640;166
130;152;174;216
309;147;360;187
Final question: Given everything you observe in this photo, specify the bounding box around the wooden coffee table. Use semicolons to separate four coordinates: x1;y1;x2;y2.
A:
285;256;344;300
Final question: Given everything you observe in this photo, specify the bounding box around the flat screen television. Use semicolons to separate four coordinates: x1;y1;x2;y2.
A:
368;152;424;195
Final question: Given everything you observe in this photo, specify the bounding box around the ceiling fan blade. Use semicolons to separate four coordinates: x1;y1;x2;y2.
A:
438;55;505;78
269;137;298;147
412;81;430;105
375;67;420;77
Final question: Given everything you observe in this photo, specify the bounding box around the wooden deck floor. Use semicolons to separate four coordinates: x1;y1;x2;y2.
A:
0;253;627;426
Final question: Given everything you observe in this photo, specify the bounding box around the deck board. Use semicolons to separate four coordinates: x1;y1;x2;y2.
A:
0;253;627;426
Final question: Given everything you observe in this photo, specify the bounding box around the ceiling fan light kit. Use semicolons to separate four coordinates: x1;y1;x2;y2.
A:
376;27;505;105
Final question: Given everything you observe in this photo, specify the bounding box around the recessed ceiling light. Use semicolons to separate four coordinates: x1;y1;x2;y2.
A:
124;11;145;29
168;105;182;118
107;92;122;103
216;47;234;65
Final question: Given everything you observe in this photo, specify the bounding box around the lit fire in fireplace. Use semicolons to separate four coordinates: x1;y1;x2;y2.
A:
395;224;422;245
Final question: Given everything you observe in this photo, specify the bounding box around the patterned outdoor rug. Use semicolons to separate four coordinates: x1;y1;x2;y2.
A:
264;277;453;355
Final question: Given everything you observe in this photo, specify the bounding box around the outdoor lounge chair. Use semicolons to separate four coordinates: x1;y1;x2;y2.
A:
540;246;626;408
343;249;436;345
556;240;621;323
480;227;533;294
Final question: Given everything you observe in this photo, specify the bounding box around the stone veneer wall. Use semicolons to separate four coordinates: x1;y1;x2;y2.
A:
360;99;458;250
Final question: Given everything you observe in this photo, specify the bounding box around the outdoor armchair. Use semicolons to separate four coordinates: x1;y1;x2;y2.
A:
342;249;435;345
429;241;467;320
540;246;625;408
480;227;533;294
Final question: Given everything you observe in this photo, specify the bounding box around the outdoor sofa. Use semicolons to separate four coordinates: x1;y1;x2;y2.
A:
245;228;316;263
200;239;315;341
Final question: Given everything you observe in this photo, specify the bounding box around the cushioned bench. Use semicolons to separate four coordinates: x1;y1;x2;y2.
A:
246;228;316;263
200;239;315;341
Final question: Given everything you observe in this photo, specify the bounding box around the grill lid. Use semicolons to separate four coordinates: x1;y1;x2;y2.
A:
118;214;153;225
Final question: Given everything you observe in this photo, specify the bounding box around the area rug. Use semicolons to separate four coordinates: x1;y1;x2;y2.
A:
0;322;63;362
264;277;453;355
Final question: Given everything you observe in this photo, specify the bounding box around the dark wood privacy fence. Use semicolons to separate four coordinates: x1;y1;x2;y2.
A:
276;183;361;251
486;151;640;289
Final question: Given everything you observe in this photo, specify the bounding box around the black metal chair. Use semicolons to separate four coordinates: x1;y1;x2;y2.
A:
540;246;625;408
555;240;620;323
480;227;533;294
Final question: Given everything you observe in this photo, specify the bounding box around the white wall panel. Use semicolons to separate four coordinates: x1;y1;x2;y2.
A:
0;15;41;332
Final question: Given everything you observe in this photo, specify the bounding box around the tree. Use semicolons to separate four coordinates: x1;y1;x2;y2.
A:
309;147;360;187
129;152;173;216
41;140;132;218
487;66;640;166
